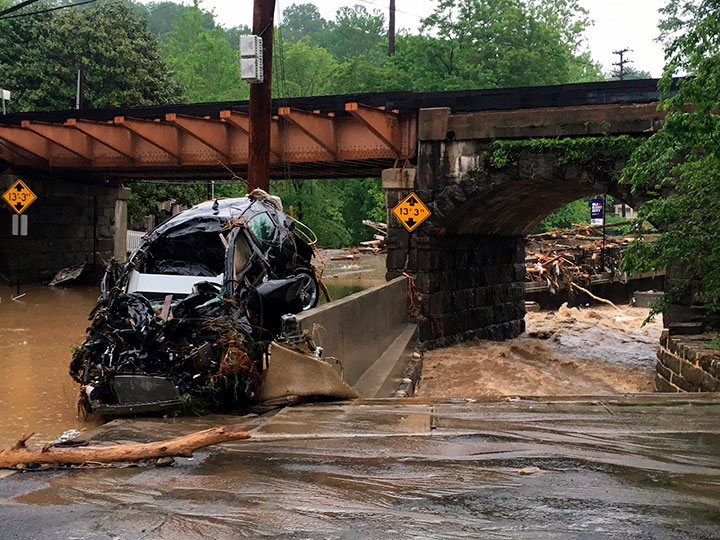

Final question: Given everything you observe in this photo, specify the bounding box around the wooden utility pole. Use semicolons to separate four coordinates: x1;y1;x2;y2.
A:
248;0;276;193
612;48;631;80
388;0;396;56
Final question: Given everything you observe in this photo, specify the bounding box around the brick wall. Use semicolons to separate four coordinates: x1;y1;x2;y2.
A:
656;329;720;392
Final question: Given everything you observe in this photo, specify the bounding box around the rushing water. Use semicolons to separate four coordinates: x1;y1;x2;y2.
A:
0;246;663;449
417;303;663;398
0;284;103;448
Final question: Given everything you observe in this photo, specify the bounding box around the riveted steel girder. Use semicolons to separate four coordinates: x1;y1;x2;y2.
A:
0;104;417;180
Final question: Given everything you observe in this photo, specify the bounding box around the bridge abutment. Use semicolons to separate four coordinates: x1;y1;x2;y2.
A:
0;174;129;284
386;231;526;348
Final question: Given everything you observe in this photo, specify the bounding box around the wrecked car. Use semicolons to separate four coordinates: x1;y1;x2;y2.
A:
70;190;321;416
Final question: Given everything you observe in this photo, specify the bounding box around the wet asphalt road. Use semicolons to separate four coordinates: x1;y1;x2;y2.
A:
1;395;719;539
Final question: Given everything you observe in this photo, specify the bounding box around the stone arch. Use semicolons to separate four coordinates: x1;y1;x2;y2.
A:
385;138;646;347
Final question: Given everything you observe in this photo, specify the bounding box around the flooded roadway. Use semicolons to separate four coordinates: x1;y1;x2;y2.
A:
0;284;103;448
0;252;386;449
1;397;719;539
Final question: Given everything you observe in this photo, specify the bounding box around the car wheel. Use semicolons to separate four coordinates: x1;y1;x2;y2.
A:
292;267;319;311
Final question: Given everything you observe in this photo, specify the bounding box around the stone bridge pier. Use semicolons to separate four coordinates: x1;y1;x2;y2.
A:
0;173;130;284
384;107;641;348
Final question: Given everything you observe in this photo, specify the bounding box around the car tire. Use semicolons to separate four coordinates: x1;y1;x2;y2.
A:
292;267;319;311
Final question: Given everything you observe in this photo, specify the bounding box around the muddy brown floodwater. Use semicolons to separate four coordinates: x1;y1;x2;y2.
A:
0;284;103;449
418;303;663;398
0;252;386;449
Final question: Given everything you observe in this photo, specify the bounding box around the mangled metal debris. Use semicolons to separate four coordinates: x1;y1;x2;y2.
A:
49;263;86;286
70;192;329;416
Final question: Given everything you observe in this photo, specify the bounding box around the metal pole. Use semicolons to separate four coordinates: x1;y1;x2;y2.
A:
76;68;84;109
602;193;607;270
2;97;5;115
16;223;20;296
248;0;275;193
388;0;396;56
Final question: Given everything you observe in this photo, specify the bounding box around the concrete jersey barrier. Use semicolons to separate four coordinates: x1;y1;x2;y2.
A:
295;276;410;387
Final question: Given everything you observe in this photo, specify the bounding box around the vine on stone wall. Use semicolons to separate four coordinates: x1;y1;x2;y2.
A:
477;135;644;177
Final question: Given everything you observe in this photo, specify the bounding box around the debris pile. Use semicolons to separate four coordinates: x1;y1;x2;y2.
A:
525;223;632;294
70;278;267;416
360;220;387;253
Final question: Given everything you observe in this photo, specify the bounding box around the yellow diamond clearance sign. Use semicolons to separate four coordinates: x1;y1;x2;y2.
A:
2;179;37;214
392;192;431;232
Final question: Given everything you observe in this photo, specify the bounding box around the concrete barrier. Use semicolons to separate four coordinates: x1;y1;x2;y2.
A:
295;276;411;389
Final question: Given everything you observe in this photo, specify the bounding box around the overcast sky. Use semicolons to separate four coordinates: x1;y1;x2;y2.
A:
163;0;669;77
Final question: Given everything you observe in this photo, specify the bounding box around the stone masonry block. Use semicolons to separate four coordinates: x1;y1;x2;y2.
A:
681;359;719;392
656;361;672;382
698;353;720;379
655;373;676;393
671;373;696;392
474;287;487;306
658;348;681;374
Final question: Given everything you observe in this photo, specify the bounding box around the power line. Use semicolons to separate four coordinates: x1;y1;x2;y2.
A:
0;0;44;19
0;0;97;20
355;0;424;20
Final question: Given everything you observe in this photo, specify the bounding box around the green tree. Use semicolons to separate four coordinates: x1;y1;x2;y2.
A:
162;1;248;102
608;65;653;80
416;0;601;89
274;38;339;97
280;3;328;43
621;0;720;310
535;199;591;232
324;5;386;62
0;0;181;111
133;1;215;38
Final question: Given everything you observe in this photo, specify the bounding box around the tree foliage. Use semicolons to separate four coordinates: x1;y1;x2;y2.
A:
415;0;601;89
621;0;720;310
161;1;249;102
0;0;181;111
607;65;653;81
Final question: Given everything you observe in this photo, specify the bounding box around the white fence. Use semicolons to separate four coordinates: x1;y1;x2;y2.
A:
126;230;146;253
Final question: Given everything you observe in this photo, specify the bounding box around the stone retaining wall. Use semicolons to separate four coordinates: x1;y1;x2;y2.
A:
0;174;129;284
387;233;526;348
656;329;720;392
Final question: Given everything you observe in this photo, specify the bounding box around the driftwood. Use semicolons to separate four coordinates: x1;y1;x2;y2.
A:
570;282;620;311
0;426;250;469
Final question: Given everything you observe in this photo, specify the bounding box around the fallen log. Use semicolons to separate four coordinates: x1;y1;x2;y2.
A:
570;282;621;311
0;426;250;469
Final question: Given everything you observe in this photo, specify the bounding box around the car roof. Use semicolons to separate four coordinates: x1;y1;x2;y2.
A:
146;197;278;241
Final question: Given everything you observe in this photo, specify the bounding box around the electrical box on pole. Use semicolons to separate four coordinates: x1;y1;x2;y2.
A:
240;35;264;84
1;89;10;115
